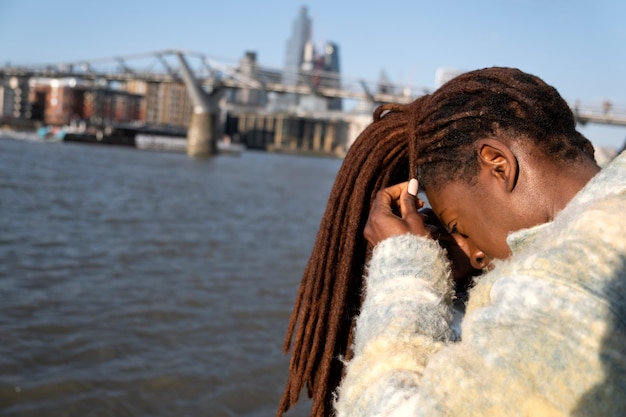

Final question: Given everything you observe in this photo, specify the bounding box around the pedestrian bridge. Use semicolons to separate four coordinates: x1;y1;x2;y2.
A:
2;49;625;126
0;49;426;106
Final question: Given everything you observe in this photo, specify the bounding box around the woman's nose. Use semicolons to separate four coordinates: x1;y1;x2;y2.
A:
470;248;489;270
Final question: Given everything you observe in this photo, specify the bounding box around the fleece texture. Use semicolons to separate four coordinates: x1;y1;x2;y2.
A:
334;152;626;417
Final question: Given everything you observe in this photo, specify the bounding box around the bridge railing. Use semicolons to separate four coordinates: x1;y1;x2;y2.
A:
1;49;625;121
569;101;626;117
0;49;431;104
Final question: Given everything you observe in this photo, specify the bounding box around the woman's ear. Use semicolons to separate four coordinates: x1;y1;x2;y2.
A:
476;138;519;192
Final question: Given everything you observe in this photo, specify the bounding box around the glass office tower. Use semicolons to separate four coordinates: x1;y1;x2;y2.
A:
283;7;312;94
322;41;342;110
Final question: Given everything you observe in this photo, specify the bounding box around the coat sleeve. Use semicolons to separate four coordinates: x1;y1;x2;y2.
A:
334;233;455;416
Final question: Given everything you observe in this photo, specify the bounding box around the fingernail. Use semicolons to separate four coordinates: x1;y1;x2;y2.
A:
408;178;418;196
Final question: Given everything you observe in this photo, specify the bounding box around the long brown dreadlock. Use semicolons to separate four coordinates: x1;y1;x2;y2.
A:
277;67;595;417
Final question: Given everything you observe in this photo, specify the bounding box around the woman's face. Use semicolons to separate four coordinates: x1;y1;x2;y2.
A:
426;179;518;269
420;208;482;286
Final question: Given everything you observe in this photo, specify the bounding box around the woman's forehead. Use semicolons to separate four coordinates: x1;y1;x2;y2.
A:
426;181;479;220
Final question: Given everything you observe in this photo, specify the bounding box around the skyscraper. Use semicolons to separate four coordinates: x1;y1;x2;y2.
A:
322;41;342;110
283;6;312;90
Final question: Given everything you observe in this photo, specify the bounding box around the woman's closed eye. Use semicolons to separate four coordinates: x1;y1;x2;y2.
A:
450;224;468;239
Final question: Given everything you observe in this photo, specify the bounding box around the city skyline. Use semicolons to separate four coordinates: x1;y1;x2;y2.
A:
1;0;625;148
282;6;342;111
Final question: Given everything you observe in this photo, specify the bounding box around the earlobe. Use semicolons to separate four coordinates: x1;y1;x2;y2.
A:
476;139;519;192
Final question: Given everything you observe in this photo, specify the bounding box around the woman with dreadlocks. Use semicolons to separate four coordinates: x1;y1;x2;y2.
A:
278;66;626;417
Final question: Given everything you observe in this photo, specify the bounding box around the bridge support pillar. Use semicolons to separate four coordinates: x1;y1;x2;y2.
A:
324;121;335;153
312;121;322;151
274;116;284;148
186;111;217;157
176;51;224;158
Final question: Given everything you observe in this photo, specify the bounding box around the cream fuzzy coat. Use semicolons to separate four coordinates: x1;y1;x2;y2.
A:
335;152;626;417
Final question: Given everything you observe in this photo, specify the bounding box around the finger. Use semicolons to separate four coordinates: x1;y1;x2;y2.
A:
408;178;418;196
399;180;427;217
382;181;409;202
399;182;419;219
400;181;430;236
371;182;408;215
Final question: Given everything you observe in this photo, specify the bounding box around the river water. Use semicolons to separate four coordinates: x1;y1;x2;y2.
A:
0;132;341;416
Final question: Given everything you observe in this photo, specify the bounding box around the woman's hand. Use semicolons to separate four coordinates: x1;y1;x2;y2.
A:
364;180;431;248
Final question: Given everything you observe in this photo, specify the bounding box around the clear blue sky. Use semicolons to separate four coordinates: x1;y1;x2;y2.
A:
1;0;625;148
